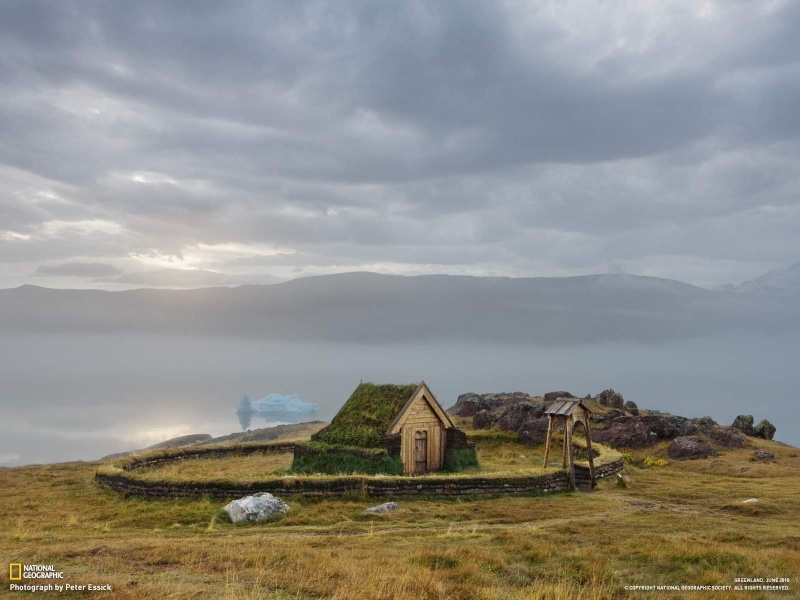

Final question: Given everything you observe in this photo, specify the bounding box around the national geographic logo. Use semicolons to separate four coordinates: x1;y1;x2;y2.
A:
6;563;64;580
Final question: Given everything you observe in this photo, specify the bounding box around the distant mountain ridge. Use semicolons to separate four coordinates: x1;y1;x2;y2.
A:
2;271;798;345
717;261;800;296
100;422;328;460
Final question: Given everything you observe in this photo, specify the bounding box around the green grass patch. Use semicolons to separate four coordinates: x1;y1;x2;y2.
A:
443;447;479;472
312;382;418;447
291;449;404;475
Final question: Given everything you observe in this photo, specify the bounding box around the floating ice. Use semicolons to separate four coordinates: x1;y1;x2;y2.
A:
238;393;318;415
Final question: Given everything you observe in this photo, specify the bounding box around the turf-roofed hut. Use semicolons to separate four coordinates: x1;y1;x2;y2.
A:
298;381;475;475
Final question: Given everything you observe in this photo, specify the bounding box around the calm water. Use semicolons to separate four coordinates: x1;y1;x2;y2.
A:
0;332;797;466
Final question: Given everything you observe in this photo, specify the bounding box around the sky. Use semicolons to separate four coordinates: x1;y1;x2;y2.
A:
1;0;799;290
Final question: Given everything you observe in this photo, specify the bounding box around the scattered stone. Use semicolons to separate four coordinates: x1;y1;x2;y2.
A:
731;415;755;435
364;502;399;514
223;492;290;524
518;454;527;460
752;450;775;460
741;498;759;504
667;436;716;460
740;467;750;473
753;419;776;440
622;475;632;484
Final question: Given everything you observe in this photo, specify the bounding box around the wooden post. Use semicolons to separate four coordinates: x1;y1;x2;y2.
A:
542;415;553;467
561;418;569;469
584;417;596;487
566;421;575;489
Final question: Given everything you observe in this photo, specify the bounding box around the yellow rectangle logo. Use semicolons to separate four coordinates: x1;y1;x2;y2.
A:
9;563;22;580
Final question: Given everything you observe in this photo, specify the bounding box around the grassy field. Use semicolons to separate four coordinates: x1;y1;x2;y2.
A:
1;433;798;599
133;452;295;482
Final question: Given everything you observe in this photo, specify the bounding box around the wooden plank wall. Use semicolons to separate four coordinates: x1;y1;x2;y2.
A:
401;395;446;474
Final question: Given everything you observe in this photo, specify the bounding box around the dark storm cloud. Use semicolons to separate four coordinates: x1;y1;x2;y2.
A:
1;0;799;289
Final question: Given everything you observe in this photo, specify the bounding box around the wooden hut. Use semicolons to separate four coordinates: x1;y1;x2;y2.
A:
542;398;596;488
386;381;456;474
312;381;469;475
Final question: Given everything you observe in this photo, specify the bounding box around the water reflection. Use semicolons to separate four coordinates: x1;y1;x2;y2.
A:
1;333;798;466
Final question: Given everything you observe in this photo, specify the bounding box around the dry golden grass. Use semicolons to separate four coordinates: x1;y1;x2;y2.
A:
135;452;295;482
1;435;798;599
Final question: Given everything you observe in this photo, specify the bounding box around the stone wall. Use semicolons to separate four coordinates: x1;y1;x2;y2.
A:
96;470;573;499
575;459;624;485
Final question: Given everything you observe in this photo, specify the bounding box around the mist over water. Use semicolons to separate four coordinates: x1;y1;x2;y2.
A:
0;332;797;466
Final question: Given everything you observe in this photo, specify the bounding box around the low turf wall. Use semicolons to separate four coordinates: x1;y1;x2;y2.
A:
122;442;299;470
96;440;623;500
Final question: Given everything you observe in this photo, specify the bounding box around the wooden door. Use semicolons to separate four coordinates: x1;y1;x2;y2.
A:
414;430;428;473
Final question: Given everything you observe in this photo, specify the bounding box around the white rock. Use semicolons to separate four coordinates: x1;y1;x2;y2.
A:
364;502;399;514
741;498;759;504
223;492;290;523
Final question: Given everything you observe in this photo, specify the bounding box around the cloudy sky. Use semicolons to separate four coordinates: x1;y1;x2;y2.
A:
1;0;798;290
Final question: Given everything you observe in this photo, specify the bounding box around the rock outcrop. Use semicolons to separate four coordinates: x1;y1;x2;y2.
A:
448;392;532;418
473;409;496;430
668;436;717;459
595;389;624;409
543;391;575;403
517;415;551;446
448;388;776;455
623;400;639;415
591;419;657;448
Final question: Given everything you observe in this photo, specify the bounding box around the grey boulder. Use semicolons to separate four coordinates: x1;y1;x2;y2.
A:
364;502;399;514
753;419;776;440
223;492;290;523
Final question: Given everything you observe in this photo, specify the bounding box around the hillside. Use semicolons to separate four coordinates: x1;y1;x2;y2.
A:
101;422;328;460
719;261;800;296
2;272;799;344
1;420;797;598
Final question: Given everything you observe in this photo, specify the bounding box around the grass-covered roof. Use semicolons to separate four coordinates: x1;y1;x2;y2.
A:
312;382;419;448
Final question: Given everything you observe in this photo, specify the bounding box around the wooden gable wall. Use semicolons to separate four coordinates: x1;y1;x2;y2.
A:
400;392;446;474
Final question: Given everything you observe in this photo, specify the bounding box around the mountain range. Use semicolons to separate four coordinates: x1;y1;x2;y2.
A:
717;261;800;296
1;269;798;345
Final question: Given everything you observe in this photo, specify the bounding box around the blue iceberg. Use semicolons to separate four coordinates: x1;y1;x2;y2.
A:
249;393;319;415
236;393;319;429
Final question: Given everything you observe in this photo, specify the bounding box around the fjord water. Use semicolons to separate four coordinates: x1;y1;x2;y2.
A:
0;331;797;466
